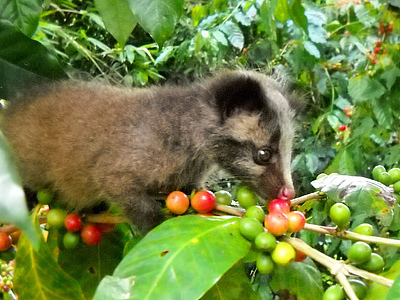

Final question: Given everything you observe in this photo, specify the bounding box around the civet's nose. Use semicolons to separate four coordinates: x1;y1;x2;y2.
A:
278;186;295;201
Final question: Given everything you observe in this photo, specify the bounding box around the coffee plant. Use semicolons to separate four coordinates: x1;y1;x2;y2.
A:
1;0;400;299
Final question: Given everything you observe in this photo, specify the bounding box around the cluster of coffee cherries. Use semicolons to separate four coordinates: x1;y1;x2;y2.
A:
323;201;385;299
0;261;14;294
372;165;400;194
238;196;307;274
366;40;387;66
166;190;217;215
38;190;113;249
330;202;385;272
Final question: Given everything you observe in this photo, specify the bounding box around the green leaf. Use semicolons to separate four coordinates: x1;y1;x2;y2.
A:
94;0;137;47
127;0;184;45
311;174;395;226
14;218;85;300
0;0;43;37
305;8;327;44
290;0;308;33
380;66;400;90
0;131;39;248
348;75;386;103
219;21;244;50
303;41;320;58
386;272;400;300
270;259;324;300
325;148;356;175
93;216;251;300
201;262;261;300
274;0;290;23
0;21;67;99
259;0;276;40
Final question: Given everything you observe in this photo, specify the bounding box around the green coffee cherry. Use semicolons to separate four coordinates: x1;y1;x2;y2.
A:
239;217;264;241
329;203;351;229
348;242;372;264
353;223;374;236
254;232;277;252
244;206;265;223
372;165;386;181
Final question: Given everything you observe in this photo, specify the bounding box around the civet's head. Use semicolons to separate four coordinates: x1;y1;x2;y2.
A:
208;70;295;200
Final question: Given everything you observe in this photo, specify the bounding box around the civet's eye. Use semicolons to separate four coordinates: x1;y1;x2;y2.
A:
254;147;272;165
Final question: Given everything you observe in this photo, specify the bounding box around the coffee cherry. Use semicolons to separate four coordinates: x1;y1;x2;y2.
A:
348;242;372;264
376;41;382;47
81;224;102;246
254;232;277;252
256;253;275;274
338;125;347;131
191;190;216;213
271;242;296;266
63;232;80;249
0;233;12;251
393;181;400;193
353;223;374;236
323;284;345;300
264;212;289;236
360;253;384;273
237;186;258;208
349;279;367;299
329;203;351;229
244;206;265;223
47;209;67;229
239;217;264;241
372;165;386;181
214;191;233;205
64;214;83;232
166;191;189;215
388;168;400;183
37;189;54;205
373;47;381;54
268;199;290;214
286;211;306;232
294;249;307;262
378;172;392;186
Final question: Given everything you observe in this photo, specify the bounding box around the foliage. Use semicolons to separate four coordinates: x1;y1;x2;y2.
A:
1;0;400;299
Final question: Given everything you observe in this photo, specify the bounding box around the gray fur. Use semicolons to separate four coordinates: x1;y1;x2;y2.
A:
1;70;295;233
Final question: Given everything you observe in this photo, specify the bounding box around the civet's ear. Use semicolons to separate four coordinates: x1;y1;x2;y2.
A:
211;72;267;122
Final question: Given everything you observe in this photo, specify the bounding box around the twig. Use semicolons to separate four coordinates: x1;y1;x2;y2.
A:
290;191;325;206
214;204;245;217
304;223;400;247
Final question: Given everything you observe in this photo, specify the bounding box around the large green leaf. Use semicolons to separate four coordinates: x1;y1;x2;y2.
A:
270;259;324;300
93;215;251;300
201;262;261;300
219;21;244;50
0;131;38;248
348;74;386;103
14;218;85;300
94;0;137;47
311;174;395;226
0;0;43;37
127;0;184;45
0;21;67;99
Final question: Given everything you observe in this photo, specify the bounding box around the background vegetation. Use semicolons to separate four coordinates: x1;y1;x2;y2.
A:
1;0;400;299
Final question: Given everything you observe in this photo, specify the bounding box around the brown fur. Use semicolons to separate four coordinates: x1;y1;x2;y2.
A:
1;70;295;233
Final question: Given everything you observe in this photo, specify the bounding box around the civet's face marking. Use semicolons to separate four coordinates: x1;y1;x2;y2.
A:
1;70;295;233
210;71;295;200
